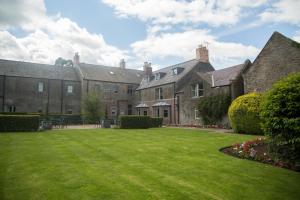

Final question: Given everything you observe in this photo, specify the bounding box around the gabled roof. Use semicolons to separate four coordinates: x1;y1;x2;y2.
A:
243;31;300;74
0;59;79;81
137;59;214;90
206;63;245;87
79;63;143;84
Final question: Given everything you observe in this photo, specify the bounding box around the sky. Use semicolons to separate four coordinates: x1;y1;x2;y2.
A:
0;0;299;71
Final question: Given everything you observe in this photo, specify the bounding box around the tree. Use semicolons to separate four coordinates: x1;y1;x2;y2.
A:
55;57;73;67
82;91;104;123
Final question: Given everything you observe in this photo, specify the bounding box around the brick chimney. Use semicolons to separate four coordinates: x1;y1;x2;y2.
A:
196;45;209;63
119;59;126;69
73;52;80;66
143;62;152;76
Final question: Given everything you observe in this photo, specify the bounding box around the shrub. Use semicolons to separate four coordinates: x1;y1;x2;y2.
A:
119;115;150;129
0;115;40;132
41;114;82;125
198;94;231;125
260;72;300;162
149;117;163;128
228;93;263;135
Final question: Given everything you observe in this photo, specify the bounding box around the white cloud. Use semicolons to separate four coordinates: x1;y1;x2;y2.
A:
0;0;129;66
131;29;260;69
0;0;47;30
102;0;267;27
260;0;300;25
293;30;300;42
0;17;129;66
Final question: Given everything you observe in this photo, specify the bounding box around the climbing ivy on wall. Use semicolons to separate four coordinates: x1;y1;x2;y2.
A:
198;94;231;125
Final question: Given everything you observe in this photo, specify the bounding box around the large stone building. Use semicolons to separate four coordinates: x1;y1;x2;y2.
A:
0;31;299;125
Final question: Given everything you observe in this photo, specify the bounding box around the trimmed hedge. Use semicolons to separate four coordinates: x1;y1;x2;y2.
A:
149;117;163;128
228;93;263;135
120;115;150;129
41;114;82;125
119;116;163;129
260;72;300;162
0;115;40;132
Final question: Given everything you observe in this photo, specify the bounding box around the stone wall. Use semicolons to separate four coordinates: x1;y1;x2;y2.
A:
137;83;176;124
0;75;81;114
243;32;300;93
82;80;139;120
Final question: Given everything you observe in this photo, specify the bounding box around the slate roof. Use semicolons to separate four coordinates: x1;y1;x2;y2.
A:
0;59;79;81
79;63;143;84
137;59;214;90
152;102;171;107
207;63;245;87
135;103;149;108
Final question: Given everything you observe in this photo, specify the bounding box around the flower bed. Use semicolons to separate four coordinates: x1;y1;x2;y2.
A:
221;138;300;172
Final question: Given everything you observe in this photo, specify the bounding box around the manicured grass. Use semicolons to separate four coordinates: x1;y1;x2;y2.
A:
0;128;299;200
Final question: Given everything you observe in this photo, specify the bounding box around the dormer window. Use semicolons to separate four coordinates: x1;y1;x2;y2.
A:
155;73;160;80
172;67;184;75
172;68;178;75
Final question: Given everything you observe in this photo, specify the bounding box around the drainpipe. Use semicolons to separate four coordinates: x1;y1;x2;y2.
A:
173;82;176;125
46;79;50;115
2;75;6;112
61;80;64;114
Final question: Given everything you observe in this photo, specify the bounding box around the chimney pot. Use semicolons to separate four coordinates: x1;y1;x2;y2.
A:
143;61;152;76
196;45;209;63
120;59;126;69
73;52;80;66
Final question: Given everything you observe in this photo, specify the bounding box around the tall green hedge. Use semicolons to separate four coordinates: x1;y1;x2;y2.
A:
228;93;263;135
0;115;40;132
119;116;163;129
198;94;231;125
260;72;300;162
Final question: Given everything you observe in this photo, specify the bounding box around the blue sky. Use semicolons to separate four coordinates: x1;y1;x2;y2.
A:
0;0;299;70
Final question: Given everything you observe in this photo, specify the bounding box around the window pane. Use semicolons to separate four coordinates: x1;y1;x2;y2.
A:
164;109;168;117
38;82;43;92
67;85;73;93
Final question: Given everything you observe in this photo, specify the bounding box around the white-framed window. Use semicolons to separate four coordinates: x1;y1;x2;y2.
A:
191;82;204;97
155;73;160;80
155;87;163;100
164;109;168;118
172;68;178;75
127;85;133;95
67;85;73;94
38;82;44;92
195;109;200;119
111;107;117;116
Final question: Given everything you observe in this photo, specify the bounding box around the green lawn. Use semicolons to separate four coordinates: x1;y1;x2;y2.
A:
0;128;299;200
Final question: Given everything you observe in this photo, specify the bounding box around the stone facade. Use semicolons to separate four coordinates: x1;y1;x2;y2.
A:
82;79;140;121
243;32;300;93
1;31;298;125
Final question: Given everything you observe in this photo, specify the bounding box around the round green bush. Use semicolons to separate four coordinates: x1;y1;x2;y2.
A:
228;93;263;135
260;72;300;161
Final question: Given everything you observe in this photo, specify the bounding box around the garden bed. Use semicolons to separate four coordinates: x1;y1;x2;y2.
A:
220;138;300;172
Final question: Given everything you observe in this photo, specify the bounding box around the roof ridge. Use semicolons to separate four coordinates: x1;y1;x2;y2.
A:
0;58;54;67
80;62;142;72
153;59;197;73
